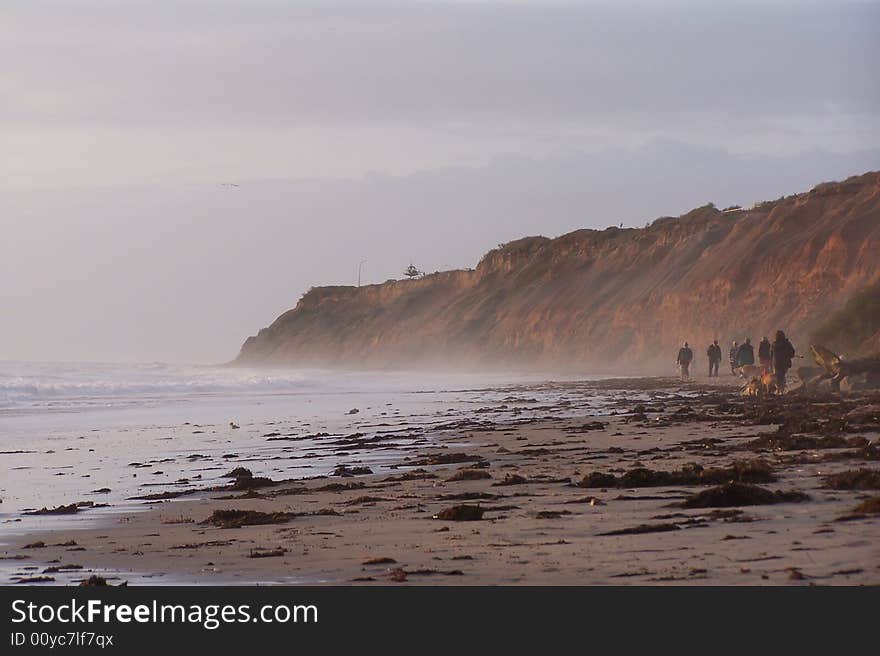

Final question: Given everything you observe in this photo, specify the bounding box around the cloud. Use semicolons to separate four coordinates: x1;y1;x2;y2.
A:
2;1;877;130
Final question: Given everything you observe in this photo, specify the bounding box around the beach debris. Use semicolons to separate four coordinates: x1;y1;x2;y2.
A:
852;496;880;514
807;344;880;390
314;481;366;493
846;405;880;426
24;500;108;516
577;472;617;488
91;488;111;494
347;408;359;415
134;468;280;500
436;491;499;501
42;564;83;573
79;575;108;586
493;473;529;486
23;541;46;549
564;421;608;432
678;482;810;508
229;422;240;429
743;433;862;452
25;504;79;515
171;540;235;550
837;496;880;521
15;576;55;584
129;490;194;501
446;468;492;482
229;474;277;491
563;496;605;505
223;467;253;478
823;468;880;490
599;523;682;536
332;465;374;477
248;547;288;558
577;460;775;489
201;509;298;529
433;504;485;521
388;567;462;581
343;495;389;505
402;568;464;576
535;510;571;519
381;470;437;482
409;453;485;467
362;556;397;565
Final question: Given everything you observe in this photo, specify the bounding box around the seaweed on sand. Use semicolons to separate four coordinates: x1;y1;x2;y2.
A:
823;468;880;490
493;473;529;486
433;505;485;521
447;469;492;482
678;482;809;508
577;460;775;489
201;509;298;529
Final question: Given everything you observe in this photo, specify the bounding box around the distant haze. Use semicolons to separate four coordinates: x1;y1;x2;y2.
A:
1;1;878;363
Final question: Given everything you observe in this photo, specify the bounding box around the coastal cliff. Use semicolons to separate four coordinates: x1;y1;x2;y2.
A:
236;171;880;372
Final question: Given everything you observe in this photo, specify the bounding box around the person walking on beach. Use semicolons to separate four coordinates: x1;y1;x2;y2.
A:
736;338;755;368
677;342;694;380
758;336;772;373
770;330;795;393
729;341;739;375
707;340;722;377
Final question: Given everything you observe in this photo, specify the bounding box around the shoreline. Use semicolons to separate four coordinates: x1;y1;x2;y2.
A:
3;376;879;586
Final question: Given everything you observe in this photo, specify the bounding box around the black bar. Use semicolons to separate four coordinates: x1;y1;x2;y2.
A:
1;586;877;652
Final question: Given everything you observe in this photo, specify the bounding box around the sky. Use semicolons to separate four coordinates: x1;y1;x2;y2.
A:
1;0;878;363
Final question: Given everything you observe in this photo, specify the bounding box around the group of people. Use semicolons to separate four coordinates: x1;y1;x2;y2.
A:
676;331;796;391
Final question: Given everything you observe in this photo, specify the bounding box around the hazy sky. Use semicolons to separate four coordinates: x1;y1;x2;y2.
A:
1;0;878;363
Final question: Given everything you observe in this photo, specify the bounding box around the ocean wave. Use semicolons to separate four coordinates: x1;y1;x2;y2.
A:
0;362;315;409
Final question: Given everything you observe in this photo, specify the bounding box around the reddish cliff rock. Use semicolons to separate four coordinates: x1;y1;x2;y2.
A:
236;171;880;372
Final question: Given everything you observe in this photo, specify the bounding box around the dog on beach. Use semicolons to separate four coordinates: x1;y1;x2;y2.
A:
736;364;763;380
741;372;780;397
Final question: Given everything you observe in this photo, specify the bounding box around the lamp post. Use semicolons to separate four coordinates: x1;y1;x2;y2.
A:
357;259;367;287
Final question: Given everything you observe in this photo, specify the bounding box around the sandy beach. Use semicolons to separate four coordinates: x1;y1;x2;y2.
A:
2;376;878;586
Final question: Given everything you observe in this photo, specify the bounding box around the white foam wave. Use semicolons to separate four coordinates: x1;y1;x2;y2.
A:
0;361;315;409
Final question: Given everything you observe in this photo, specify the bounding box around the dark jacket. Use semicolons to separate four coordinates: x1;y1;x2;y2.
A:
677;347;693;365
707;344;722;362
771;338;795;370
758;339;771;361
736;342;755;367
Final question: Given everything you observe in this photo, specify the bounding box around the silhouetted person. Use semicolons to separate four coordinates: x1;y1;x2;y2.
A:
771;330;795;393
729;341;738;375
736;338;755;368
707;340;722;377
677;342;694;380
758;336;772;373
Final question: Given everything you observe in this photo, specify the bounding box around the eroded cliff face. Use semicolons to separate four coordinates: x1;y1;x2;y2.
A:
236;172;880;372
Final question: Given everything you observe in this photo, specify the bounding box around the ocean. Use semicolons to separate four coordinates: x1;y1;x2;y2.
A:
0;361;595;536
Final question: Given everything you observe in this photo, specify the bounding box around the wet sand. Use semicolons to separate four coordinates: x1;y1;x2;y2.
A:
3;377;879;585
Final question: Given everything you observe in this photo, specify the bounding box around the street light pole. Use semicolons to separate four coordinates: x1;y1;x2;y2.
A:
357;259;367;287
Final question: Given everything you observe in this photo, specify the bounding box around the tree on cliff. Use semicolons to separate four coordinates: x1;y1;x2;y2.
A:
404;263;422;279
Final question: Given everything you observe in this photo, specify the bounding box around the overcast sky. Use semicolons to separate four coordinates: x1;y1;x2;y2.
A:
1;0;878;363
